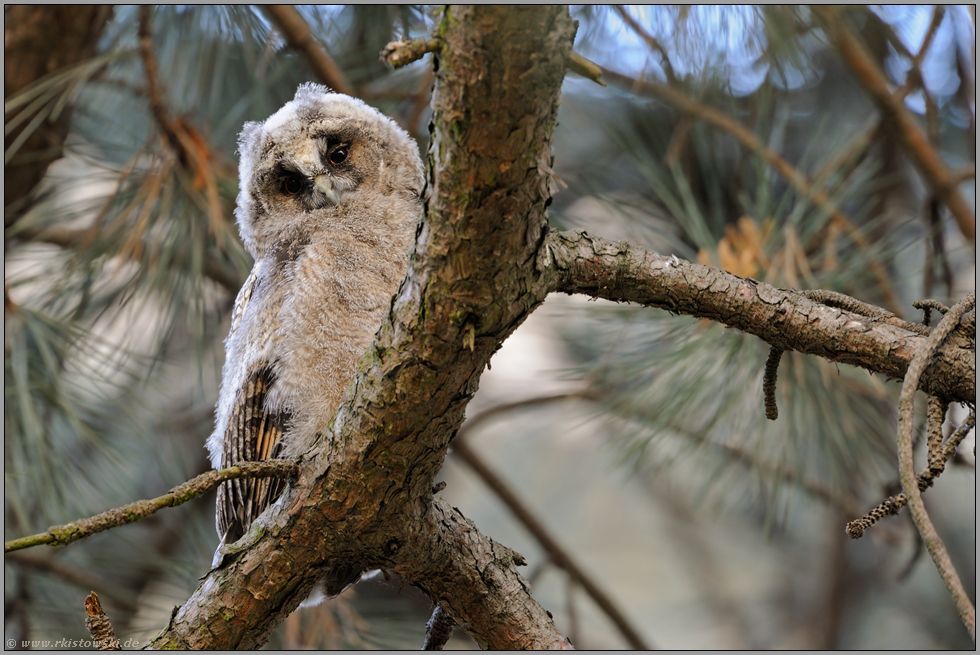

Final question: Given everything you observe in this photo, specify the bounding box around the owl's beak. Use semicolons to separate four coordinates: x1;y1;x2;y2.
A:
313;174;340;206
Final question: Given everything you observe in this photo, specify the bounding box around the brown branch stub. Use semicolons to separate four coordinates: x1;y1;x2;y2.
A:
567;51;607;86
84;592;121;651
3;461;298;553
380;38;440;69
262;5;355;97
547;230;975;405
815;6;976;242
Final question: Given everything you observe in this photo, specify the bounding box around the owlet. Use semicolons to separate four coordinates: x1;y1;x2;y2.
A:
208;83;423;560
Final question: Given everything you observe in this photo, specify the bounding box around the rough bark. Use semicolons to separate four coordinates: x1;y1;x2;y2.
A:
148;6;974;650
545;231;974;404
150;6;576;649
4;5;112;223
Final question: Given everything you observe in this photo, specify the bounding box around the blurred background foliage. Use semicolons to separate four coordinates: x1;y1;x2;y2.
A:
4;5;975;649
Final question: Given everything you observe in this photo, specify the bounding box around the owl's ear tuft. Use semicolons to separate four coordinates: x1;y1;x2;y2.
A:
237;121;263;153
294;82;332;103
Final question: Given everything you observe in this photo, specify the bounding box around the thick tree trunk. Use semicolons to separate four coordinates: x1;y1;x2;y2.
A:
150;6;577;649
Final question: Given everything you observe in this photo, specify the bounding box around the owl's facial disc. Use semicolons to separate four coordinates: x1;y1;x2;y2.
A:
313;174;340;206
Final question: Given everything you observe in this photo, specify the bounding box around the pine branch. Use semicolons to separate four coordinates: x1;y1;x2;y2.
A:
9;224;245;294
895;294;976;641
150;7;577;649
453;418;650;649
5;552;139;609
814;7;976;242
601;67;905;316
141;8;975;649
262;5;355;97
546;230;974;405
3;461;298;553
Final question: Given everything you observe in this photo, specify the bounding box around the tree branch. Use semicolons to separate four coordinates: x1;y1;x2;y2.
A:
142;8;975;649
5;552;139;609
451;436;650;649
4;5;111;225
3;461;298;553
545;230;974;405
8;224;245;294
814;7;976;242
380;38;441;69
612;5;676;83
403;497;573;650
262;5;355;97
601;67;905;316
895;293;976;641
149;7;577;649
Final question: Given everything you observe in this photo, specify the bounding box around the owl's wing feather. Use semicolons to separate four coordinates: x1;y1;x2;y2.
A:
216;365;289;548
229;265;259;337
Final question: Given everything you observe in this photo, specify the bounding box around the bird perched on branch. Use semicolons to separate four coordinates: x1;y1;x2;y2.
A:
207;83;423;575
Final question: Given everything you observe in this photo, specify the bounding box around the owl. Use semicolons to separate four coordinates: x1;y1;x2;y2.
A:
208;83;424;560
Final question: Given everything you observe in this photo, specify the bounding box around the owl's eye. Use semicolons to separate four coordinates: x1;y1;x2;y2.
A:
281;174;304;195
328;147;348;165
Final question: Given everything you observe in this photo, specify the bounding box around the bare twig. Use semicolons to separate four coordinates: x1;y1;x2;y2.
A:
953;165;976;184
894;5;946;101
896;293;976;640
380;38;440;69
453;396;651;650
462;391;598;436
138;7;230;238
10;224;244;294
84;592;121;650
3;461;299;553
815;7;976;242
5;552;139;608
602;67;905;315
612;5;676;82
914;298;950;327
846;406;976;539
262;5;355;96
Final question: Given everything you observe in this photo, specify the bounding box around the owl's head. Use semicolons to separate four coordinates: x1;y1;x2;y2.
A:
234;83;424;259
